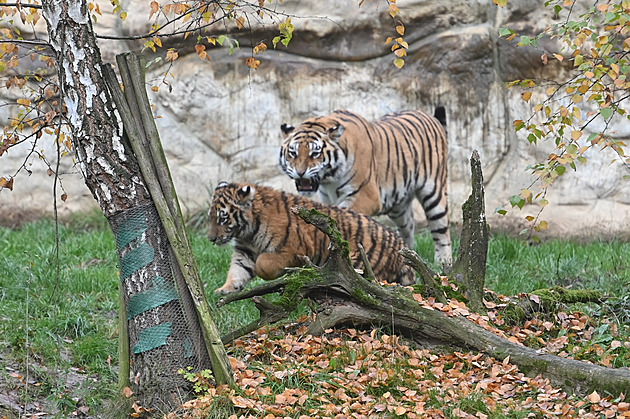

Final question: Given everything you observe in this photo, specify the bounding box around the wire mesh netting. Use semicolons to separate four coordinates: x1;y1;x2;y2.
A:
109;203;211;403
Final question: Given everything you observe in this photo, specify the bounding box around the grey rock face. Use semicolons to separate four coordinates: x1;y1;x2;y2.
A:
2;0;629;239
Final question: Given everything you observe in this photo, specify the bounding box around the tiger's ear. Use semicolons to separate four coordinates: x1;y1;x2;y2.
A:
236;185;255;205
328;124;344;142
281;124;295;137
216;181;229;190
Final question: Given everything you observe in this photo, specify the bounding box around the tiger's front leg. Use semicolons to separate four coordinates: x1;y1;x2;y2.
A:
215;247;257;295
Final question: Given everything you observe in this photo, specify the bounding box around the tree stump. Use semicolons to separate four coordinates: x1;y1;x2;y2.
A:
452;150;488;313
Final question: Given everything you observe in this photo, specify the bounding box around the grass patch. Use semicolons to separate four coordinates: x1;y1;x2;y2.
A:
1;213;629;416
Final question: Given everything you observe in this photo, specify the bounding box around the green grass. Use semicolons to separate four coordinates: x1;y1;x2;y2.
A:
1;212;629;416
485;233;630;297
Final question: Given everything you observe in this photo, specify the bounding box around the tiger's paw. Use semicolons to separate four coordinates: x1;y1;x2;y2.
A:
214;283;244;295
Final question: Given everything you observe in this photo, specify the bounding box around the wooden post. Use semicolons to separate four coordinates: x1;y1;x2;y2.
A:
104;53;234;388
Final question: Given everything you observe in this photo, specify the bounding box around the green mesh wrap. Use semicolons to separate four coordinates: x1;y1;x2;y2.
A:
109;204;208;394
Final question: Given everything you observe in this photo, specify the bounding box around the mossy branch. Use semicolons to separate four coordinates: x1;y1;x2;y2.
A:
501;287;606;325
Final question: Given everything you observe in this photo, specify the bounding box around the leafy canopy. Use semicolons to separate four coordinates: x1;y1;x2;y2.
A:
494;0;630;238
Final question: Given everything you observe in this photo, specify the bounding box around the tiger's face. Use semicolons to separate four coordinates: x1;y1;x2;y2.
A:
208;182;254;245
279;121;346;196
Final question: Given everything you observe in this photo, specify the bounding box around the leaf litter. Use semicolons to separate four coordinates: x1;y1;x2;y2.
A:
169;289;630;419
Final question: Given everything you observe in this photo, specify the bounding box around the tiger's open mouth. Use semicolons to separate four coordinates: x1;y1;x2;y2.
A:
295;178;319;193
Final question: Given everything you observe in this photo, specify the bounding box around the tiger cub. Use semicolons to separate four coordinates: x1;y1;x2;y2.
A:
279;108;452;266
208;182;416;295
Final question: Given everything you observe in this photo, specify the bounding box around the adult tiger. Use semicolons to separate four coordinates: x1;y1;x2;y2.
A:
279;108;452;266
208;181;416;295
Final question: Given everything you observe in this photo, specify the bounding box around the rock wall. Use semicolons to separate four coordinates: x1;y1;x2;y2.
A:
2;0;629;238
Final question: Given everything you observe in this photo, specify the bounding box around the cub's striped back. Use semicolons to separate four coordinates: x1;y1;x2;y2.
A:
279;108;452;266
208;182;416;295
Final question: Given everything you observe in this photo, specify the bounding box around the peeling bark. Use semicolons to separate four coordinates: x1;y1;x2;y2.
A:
41;0;148;216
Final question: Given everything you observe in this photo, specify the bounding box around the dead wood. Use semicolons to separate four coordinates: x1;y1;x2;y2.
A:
500;287;606;325
219;205;630;397
452;150;489;313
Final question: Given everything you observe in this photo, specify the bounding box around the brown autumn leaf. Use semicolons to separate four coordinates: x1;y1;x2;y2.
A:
195;44;208;60
122;386;134;398
149;1;159;18
246;56;260;69
165;49;178;62
0;176;14;190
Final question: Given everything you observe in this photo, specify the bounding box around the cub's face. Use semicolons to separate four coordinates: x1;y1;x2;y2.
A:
208;182;254;245
279;121;345;196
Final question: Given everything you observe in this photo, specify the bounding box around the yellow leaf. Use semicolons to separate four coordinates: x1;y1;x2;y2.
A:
120;11;127;21
393;58;404;69
154;37;162;48
17;98;31;106
236;16;245;29
553;53;564;61
521;91;532;102
389;3;399;17
151;86;159;92
493;0;508;6
539;220;548;230
396;24;405;36
571;130;582;140
144;40;155;53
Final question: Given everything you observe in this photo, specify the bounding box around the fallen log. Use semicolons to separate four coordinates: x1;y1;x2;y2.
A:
218;207;630;397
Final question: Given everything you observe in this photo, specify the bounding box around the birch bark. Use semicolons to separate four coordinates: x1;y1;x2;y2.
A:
41;0;216;409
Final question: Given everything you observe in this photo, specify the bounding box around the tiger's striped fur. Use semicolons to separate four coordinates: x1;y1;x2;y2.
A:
279;108;452;266
208;182;416;295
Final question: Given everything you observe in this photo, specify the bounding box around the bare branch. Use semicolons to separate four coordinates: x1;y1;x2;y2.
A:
0;2;42;8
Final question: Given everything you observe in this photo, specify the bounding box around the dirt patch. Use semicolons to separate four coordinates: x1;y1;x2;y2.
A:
0;350;107;418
